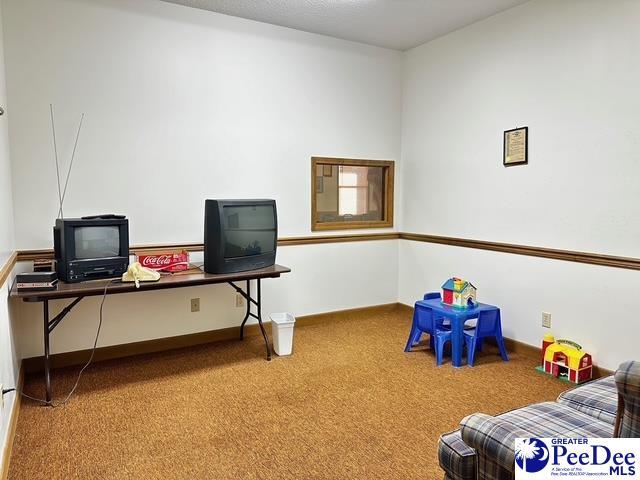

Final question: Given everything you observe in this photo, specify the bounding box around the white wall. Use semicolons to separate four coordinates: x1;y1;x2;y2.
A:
2;0;402;356
0;1;11;258
4;0;402;248
0;0;19;468
0;278;19;469
400;0;640;370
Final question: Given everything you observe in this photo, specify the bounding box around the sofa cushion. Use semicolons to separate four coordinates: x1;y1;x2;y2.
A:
438;429;476;480
461;401;614;474
557;375;617;425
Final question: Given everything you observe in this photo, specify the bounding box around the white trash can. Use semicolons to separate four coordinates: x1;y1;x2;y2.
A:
270;312;296;356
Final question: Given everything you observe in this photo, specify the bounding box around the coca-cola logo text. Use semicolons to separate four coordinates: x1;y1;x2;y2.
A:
141;255;175;266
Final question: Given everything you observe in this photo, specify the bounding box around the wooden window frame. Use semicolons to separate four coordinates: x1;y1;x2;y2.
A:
311;157;395;231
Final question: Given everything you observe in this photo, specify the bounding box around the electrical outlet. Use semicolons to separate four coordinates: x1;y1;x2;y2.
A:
190;298;200;313
542;312;552;329
235;294;245;308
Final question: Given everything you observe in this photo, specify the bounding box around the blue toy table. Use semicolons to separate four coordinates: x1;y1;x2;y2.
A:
415;298;500;367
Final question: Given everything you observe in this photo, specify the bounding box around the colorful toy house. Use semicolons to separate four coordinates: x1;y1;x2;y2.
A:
542;338;592;384
441;278;477;309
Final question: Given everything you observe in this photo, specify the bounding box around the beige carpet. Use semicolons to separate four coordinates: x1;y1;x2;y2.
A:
9;305;569;479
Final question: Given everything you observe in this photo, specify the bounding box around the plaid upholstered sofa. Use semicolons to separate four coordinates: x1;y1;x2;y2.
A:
438;360;640;480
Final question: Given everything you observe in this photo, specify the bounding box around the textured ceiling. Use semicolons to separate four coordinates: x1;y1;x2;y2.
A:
160;0;530;50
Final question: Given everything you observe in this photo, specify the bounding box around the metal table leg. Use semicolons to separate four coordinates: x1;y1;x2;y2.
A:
229;279;272;361
239;279;250;340
255;279;272;361
39;296;85;405
43;300;52;405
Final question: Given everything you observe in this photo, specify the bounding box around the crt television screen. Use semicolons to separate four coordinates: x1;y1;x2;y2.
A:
74;226;121;259
223;205;276;258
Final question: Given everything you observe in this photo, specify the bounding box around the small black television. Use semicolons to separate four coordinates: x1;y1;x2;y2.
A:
54;217;130;282
204;199;277;274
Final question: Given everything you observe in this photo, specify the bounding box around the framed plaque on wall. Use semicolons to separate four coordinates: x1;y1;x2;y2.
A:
503;126;528;166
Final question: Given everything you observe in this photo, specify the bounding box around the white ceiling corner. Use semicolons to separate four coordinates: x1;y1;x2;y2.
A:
159;0;531;51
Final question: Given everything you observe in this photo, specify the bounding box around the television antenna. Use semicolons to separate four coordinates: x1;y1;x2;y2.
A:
49;104;85;219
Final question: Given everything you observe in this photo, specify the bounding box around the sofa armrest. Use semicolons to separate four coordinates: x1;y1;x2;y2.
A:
460;413;529;473
615;361;640;397
614;361;640;437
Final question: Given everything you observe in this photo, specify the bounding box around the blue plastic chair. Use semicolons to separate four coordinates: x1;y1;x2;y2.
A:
404;304;452;366
427;292;449;348
463;309;509;366
406;292;448;349
423;292;440;301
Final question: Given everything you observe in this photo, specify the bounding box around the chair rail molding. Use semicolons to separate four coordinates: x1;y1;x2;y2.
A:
16;233;402;261
399;233;640;271
14;232;640;271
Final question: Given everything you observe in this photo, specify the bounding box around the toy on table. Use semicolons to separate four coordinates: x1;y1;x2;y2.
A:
441;277;477;309
538;335;593;384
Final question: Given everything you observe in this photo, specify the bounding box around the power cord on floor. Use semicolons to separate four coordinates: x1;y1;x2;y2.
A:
14;279;114;407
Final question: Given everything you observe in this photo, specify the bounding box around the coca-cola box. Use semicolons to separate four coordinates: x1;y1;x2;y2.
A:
137;251;190;273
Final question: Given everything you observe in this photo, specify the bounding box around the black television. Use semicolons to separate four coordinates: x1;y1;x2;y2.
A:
204;199;277;274
54;217;130;283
